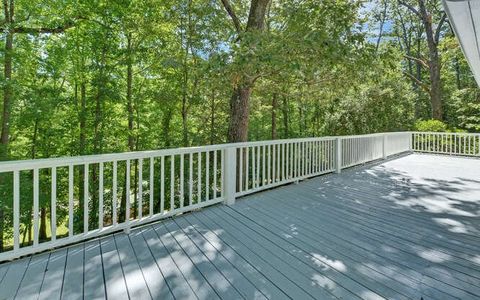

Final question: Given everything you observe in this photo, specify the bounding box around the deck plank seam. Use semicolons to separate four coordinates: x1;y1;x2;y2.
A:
237;197;472;299
155;221;223;300
134;228;177;299
186;212;312;299
176;216;284;300
147;225;201;300
223;205;419;300
292;183;480;258
262;185;480;277
112;235;133;300
241;189;480;297
11;255;32;299
192;210;337;299
165;220;248;300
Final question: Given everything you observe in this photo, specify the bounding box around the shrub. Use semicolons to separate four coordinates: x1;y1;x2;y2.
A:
414;119;448;132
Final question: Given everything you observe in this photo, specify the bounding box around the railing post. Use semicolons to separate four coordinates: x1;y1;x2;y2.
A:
224;146;237;205
382;134;387;159
409;132;413;152
336;138;342;174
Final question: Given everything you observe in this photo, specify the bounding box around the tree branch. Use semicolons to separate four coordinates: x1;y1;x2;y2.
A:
404;54;429;69
434;12;447;44
403;71;431;95
11;19;78;34
398;0;420;17
3;0;10;23
220;0;242;33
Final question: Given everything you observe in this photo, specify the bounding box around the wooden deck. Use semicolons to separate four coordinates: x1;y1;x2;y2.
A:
0;153;479;300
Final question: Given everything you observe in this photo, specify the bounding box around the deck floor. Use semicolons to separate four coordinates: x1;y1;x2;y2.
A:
0;153;479;300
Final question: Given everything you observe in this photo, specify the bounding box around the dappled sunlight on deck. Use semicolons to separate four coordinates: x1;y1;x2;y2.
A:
0;153;479;299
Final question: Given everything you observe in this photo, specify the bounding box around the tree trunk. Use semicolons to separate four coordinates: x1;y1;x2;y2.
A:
127;34;135;152
271;93;277;140
375;0;388;52
210;89;216;145
223;0;271;143
418;0;443;120
181;3;191;148
1;31;13;160
0;0;14;250
227;85;252;142
39;208;47;241
282;96;289;138
454;57;461;90
126;34;137;218
79;83;87;154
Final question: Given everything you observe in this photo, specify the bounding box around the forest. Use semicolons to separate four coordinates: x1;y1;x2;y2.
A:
0;0;478;251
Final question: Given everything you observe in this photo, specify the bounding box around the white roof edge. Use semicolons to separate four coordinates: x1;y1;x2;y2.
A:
443;0;480;85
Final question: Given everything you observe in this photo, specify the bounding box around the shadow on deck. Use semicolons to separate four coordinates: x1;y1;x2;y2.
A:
0;153;479;300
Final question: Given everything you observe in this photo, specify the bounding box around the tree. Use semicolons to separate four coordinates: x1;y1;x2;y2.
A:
221;0;271;142
398;0;447;120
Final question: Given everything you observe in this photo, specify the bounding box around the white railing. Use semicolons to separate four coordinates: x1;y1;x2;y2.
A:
0;145;227;261
235;138;337;197
413;132;480;156
0;131;420;261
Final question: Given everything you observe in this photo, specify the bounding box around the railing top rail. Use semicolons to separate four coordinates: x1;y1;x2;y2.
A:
412;131;480;135
0;132;408;172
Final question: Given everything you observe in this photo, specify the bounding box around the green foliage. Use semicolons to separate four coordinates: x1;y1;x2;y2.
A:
449;88;480;132
0;0;478;250
414;119;448;132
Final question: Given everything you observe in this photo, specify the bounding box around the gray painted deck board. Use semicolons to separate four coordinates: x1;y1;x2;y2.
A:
128;230;174;300
0;263;9;285
37;248;67;300
114;233;151;299
172;217;269;300
189;211;318;299
262;180;480;293
0;256;30;299
245;183;479;299
61;243;84;300
140;226;198;300
203;207;364;299
15;252;49;300
152;220;221;300
233;191;465;299
218;206;418;299
0;154;479;300
83;240;106;300
100;236;129;300
162;220;244;299
177;216;288;299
